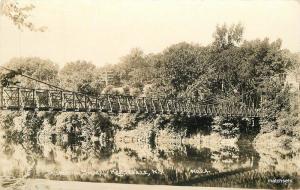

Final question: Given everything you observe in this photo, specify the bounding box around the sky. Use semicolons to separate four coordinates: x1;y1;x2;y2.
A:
0;0;300;67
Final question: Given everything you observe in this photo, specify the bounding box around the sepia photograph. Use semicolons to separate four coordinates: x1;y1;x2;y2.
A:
0;0;299;189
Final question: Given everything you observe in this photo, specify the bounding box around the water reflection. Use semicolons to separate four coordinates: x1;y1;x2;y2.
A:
0;123;299;189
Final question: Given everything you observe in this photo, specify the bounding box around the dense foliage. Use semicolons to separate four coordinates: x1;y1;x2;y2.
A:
0;24;298;144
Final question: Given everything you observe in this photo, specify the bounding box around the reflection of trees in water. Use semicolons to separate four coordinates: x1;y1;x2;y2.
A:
53;113;116;143
113;126;259;185
210;146;252;172
183;169;299;189
0;111;299;188
0;111;117;181
0;112;44;179
0;134;39;178
24;138;116;180
54;138;115;163
0;142;29;178
178;128;266;186
237;139;260;169
36;126;258;185
254;135;300;175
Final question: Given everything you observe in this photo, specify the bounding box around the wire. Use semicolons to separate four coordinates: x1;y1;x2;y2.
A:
0;65;67;91
0;65;133;99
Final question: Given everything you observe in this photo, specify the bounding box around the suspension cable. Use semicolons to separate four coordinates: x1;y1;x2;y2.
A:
0;65;67;91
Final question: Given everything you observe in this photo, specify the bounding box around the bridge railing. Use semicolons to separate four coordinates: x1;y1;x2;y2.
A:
0;86;262;117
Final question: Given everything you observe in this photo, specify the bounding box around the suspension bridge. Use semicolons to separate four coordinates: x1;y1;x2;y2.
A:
0;66;265;118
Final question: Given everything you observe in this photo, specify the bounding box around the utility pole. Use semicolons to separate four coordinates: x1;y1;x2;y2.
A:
105;70;108;87
102;70;114;87
296;72;300;115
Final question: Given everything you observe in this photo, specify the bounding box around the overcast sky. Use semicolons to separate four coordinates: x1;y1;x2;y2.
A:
0;0;299;67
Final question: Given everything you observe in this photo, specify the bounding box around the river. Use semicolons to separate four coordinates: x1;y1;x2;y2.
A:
0;114;299;189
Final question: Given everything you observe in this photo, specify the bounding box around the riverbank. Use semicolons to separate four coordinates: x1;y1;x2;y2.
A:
2;178;269;190
253;112;300;177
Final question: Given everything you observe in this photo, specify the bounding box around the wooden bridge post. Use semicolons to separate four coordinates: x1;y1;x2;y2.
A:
126;97;132;113
17;87;20;109
186;100;191;116
178;100;182;114
0;87;3;109
174;100;178;113
143;97;149;113
135;98;140;113
59;91;62;110
204;105;208;116
107;95;113;113
166;100;171;113
226;104;230;117
84;94;87;111
180;100;185;114
175;99;179;114
32;89;36;110
72;92;75;110
158;98;164;114
172;99;177;114
97;96;103;112
184;100;188;115
191;101;196;116
151;98;156;113
117;96;122;113
194;101;198;116
95;96;99;111
211;104;218;116
194;104;200;116
222;102;226;116
47;90;52;110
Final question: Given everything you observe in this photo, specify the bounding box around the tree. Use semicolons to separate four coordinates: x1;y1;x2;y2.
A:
116;48;147;83
59;60;103;95
124;53;161;86
150;23;297;109
212;23;244;50
0;0;46;32
159;43;203;92
240;38;292;77
106;48;160;87
1;57;59;88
